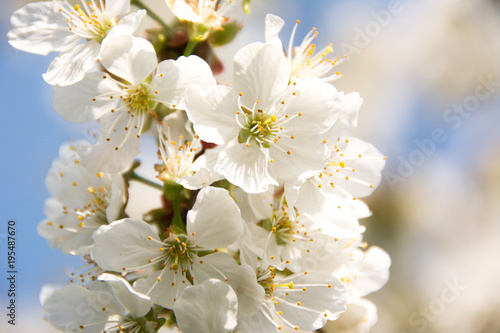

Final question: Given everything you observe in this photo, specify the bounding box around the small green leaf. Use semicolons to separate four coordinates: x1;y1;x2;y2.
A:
243;0;251;14
212;21;242;46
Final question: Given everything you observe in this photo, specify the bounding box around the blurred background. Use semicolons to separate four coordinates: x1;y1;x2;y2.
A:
1;0;500;332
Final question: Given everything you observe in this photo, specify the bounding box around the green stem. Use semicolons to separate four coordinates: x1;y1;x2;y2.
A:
172;196;186;232
131;0;170;31
128;172;164;191
183;40;199;56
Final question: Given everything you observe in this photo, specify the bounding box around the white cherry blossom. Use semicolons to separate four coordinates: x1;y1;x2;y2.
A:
285;136;386;226
91;186;245;308
174;279;238;333
53;34;216;172
166;0;237;41
235;251;347;332
185;42;342;193
38;141;126;255
155;110;223;189
265;14;346;83
43;273;154;333
8;0;145;85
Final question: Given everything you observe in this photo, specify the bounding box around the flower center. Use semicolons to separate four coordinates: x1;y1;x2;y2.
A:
61;3;117;43
238;108;278;148
124;83;157;115
163;235;195;271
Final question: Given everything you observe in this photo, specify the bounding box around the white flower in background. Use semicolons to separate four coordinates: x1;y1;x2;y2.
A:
91;186;246;308
43;273;154;333
186;42;342;193
240;191;355;273
8;0;145;86
156;110;223;189
328;299;378;333
284;133;386;225
339;244;391;303
174;279;238;333
38;142;126;255
156;111;202;182
235;252;347;332
265;14;346;83
53;34;216;172
166;0;237;41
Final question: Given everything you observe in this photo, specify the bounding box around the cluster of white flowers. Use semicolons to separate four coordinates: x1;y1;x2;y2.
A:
9;1;390;332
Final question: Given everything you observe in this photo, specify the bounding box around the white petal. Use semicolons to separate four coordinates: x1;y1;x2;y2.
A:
37;215;94;255
265;14;284;47
80;112;142;173
43;40;100;86
215;142;278;194
133;269;189;309
326;92;362;139
275;272;346;330
7;1;76;55
98;273;151;317
277;77;340;135
174;279;238;333
185;84;239;145
43;285;109;332
91;219;162;271
187;187;244;249
329;298;378;333
152;55;216;110
322;137;386;199
52;71;121;123
233;42;289;110
104;0;130;17
100;35;157;85
105;10;147;40
293;181;359;233
235;308;277;333
105;174;127;222
344;246;391;300
192;252;265;317
270;133;330;183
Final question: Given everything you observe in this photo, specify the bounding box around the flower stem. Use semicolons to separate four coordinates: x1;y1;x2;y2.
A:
183;40;199;56
128;171;164;191
131;0;170;31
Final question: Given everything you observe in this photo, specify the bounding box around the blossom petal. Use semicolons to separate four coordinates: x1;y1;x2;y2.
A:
277;77;341;135
233;42;289;110
52;71;122;123
343;246;391;301
215;142;278;194
187;186;244;249
133;269;189;309
152;55;216;110
100;35;157;85
105;10;147;40
80;112;142;173
104;0;130;17
43;285;109;333
98;273;151;317
275;272;346;330
326;92;362;139
192;252;265;317
264;14;284;47
185;84;239;145
270;133;330;182
175;279;238;333
43;40;100;86
92;219;162;272
7;1;76;55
